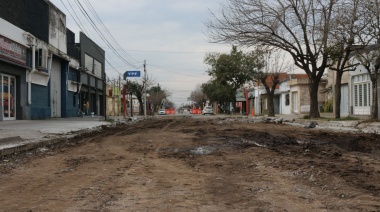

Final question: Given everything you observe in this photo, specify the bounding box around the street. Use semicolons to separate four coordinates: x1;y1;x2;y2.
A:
0;116;379;211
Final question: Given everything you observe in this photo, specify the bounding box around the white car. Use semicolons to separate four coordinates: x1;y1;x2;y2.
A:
158;109;166;115
202;106;213;115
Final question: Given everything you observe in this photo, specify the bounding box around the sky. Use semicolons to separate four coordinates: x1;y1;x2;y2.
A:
49;0;231;107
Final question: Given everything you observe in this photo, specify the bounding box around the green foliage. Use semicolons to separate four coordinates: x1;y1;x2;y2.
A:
189;85;207;109
330;116;359;121
321;99;333;112
202;46;264;113
204;46;263;92
201;81;234;103
326;43;344;63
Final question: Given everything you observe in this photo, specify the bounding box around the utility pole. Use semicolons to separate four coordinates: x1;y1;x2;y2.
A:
143;60;147;117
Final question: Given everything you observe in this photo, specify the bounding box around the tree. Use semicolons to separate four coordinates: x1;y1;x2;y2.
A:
203;46;261;112
201;80;235;113
327;0;365;119
353;0;380;120
189;84;208;109
254;50;288;117
148;84;170;112
206;0;338;118
128;75;154;115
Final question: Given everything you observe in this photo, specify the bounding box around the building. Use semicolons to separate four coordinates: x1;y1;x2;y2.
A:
250;73;312;116
0;0;105;121
77;32;106;117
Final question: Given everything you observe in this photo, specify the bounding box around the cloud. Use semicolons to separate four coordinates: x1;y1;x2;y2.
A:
50;0;230;106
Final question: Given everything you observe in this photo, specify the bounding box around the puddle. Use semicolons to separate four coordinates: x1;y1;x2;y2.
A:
156;146;217;155
189;146;217;155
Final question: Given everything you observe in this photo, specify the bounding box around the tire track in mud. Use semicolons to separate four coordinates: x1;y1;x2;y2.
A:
75;118;178;207
162;119;177;131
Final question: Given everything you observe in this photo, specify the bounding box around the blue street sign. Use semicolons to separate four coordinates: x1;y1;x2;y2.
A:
123;71;141;79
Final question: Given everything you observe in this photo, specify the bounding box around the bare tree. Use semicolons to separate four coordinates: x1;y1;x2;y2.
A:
148;84;171;112
206;0;338;118
254;50;290;117
128;75;155;115
189;84;207;108
327;0;365;119
352;0;380;120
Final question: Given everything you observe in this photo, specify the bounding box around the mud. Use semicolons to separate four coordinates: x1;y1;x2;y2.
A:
0;116;379;211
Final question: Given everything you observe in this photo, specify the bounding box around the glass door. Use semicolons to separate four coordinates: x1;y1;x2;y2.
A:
1;74;16;120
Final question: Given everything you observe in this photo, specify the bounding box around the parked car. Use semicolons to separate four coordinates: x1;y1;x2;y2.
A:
202;106;213;115
158;109;166;115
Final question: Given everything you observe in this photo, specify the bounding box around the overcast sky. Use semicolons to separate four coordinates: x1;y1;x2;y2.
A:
49;0;230;107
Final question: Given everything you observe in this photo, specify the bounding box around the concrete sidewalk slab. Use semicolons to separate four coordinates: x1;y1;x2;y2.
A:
0;116;110;156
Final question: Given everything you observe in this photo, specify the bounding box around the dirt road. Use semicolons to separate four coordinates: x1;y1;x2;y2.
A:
1;116;380;211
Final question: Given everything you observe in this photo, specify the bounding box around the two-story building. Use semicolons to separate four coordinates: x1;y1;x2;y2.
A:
0;0;105;121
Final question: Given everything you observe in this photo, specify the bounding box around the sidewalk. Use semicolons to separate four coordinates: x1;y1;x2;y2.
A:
1;114;379;157
249;113;380;134
0;116;112;156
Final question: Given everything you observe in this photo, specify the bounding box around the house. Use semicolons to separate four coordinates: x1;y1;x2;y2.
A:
325;45;379;118
106;83;122;116
287;75;327;114
250;73;312;116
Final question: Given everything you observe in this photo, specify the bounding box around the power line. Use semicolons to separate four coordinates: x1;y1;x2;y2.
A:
82;0;142;65
61;0;123;76
65;0;89;35
148;63;204;78
114;49;211;54
73;0;139;70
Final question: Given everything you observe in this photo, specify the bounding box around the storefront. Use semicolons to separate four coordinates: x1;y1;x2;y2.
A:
1;74;16;120
0;34;28;121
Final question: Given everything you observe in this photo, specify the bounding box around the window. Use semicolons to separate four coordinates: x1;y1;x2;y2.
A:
285;94;290;106
94;59;102;77
359;84;363;107
85;54;93;73
85;53;102;78
354;85;358;107
353;74;371;108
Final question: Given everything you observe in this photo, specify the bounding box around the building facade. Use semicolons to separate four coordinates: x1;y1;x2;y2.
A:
0;0;105;121
78;32;105;117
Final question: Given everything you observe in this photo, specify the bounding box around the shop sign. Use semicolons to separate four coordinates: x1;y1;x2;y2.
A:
0;34;27;65
123;71;141;79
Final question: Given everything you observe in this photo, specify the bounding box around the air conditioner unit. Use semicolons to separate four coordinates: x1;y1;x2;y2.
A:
36;48;48;70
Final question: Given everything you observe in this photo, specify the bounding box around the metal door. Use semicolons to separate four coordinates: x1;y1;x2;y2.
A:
50;59;61;117
340;84;349;116
1;74;16;120
292;91;298;113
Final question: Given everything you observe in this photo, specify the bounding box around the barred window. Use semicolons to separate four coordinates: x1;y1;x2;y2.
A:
354;79;371;108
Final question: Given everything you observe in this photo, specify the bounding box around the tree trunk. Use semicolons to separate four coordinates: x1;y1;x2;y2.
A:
309;78;321;118
371;77;378;120
138;99;144;115
267;92;275;117
334;72;343;119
